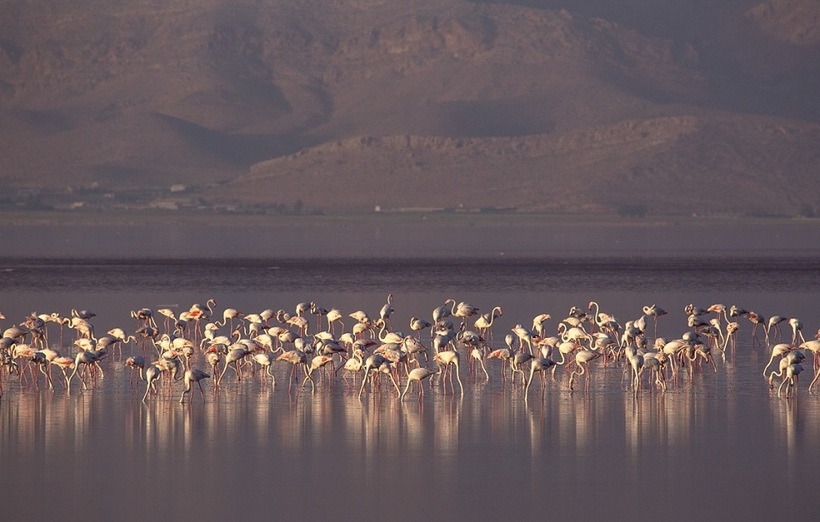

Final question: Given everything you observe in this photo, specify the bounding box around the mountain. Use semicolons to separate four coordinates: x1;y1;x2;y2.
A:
1;0;818;216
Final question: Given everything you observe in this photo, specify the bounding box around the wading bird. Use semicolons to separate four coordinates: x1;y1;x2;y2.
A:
401;367;437;400
180;368;210;403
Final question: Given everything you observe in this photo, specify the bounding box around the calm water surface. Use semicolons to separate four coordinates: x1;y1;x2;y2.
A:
2;256;820;521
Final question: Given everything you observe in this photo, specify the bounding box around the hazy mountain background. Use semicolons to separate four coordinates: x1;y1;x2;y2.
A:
1;0;818;216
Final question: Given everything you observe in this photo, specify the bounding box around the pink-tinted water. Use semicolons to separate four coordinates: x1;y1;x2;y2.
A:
1;221;820;520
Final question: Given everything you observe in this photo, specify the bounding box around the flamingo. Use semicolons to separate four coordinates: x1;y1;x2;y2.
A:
690;343;717;374
401;367;437;400
808;359;820;394
537;336;560;360
456;325;483;351
304;300;325;322
187;298;216;341
660;338;691;377
94;335;119;359
777;363;803;398
746;311;766;344
768;351;805;388
338;349;364;388
216;308;244;330
131;308;155;328
684;304;708;317
35;347;60;383
553;339;581;375
325;309;344;334
376;319;404;345
729;305;748;318
568;348;601;390
277;329;298;350
107;328;136;358
294;301;313;318
375;361;402;397
190;299;217;319
487;347;512;382
511;324;535;354
125;355;146;384
432;304;451;324
510;352;534;384
252;332;276;353
642;354;667;390
29;350;53;390
303;355;335;392
379;293;395;328
374;344;406;381
765;315;787;344
69;318;95;341
68;350;106;390
798;340;820;373
707;303;728;322
71;309;96;320
410;317;432;339
444;298;479;327
3;325;28;342
180;368;210;403
0;351;18;395
525;357;556;395
432;329;456;355
789;318;805;345
348;310;371;326
403;335;428;366
40;312;69;345
50;356;75;389
688;314;710;329
206;350;222;378
277;350;308;392
433;350;464;396
531;313;551;339
588;301;617;334
721;322;739;354
627;349;644;391
642;304;667;338
474;306;503;342
154;357;182;391
157;308;177;333
218;347;248;385
558;323;591;344
470;346;490;381
762;343;793;378
352;321;374;340
252;352;275;386
620;321;642;354
286;315;309;336
134;325;160;354
358;353;387;399
23;315;47;348
142;365;162;402
10;344;36;388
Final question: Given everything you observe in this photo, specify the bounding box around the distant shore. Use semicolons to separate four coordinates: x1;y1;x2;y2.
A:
1;209;818;259
1;207;815;227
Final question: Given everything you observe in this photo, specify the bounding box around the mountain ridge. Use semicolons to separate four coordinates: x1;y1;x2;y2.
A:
1;0;818;216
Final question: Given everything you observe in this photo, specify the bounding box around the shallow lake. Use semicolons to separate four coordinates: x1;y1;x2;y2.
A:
2;226;820;520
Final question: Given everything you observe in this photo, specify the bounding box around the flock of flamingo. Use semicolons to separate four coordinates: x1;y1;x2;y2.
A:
1;296;819;402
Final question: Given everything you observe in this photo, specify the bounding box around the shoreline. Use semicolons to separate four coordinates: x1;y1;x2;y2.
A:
1;210;819;259
0;208;815;226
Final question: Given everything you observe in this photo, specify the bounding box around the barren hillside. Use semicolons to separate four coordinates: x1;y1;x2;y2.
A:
0;0;818;216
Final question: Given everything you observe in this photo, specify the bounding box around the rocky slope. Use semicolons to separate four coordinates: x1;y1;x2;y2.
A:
0;0;818;216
